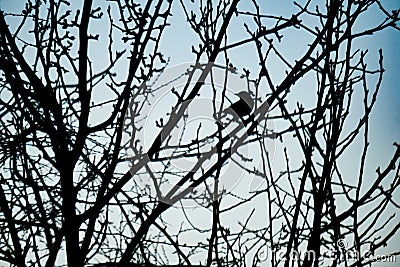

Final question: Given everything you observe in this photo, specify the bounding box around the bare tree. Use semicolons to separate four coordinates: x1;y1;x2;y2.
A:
0;0;399;266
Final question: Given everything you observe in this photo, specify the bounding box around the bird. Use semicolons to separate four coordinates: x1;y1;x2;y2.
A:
220;91;254;125
230;91;254;118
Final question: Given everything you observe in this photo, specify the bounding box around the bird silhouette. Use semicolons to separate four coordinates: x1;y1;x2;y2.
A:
230;91;254;118
220;91;254;125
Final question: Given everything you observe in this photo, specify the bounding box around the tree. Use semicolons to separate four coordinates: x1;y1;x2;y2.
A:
0;0;399;266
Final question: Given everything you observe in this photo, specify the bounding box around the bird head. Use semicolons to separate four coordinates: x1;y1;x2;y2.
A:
236;91;254;109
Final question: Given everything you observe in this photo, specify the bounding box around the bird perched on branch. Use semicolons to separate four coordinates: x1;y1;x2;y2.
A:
220;91;254;125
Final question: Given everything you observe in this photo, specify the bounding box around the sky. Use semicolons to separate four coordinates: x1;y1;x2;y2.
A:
156;1;400;264
0;0;399;266
158;0;400;160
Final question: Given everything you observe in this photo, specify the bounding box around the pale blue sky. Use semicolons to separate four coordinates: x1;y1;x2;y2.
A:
0;0;399;265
